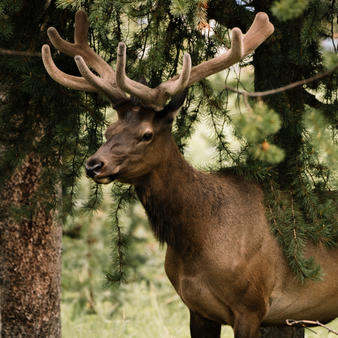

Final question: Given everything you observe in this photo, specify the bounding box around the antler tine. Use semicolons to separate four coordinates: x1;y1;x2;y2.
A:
160;53;192;96
181;28;244;88
42;10;127;104
242;12;274;56
182;12;274;88
74;10;89;46
46;11;107;74
116;42;160;108
42;44;97;92
116;43;193;111
74;55;126;102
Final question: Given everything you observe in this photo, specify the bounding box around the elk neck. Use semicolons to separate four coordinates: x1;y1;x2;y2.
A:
135;137;212;251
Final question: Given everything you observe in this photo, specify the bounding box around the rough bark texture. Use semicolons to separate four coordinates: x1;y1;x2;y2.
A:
0;153;61;337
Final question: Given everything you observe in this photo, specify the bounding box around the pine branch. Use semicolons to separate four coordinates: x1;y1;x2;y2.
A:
0;48;42;57
286;319;338;335
225;66;338;97
107;185;135;284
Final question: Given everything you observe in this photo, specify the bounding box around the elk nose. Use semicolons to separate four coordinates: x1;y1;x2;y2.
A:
85;159;104;178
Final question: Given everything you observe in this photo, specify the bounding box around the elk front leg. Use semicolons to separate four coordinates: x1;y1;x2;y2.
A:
189;310;221;338
233;312;262;338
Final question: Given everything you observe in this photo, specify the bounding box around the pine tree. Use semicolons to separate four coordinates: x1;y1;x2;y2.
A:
0;0;105;335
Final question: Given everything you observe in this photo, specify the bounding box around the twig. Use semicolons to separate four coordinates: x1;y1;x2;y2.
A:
286;319;338;335
0;48;42;57
225;66;338;97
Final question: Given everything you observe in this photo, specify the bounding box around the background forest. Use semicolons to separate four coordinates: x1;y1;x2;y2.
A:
0;0;337;337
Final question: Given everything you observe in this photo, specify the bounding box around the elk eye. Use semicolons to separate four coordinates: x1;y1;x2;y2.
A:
142;132;153;142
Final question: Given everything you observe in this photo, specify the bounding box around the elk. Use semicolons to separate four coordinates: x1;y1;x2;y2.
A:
42;10;338;338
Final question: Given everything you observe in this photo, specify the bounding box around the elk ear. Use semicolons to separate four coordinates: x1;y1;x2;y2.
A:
158;88;188;123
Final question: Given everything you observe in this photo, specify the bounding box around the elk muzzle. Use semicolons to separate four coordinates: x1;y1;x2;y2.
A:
85;158;104;178
85;157;121;184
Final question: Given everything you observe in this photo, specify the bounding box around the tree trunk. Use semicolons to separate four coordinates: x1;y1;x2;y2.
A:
260;326;304;338
0;153;61;337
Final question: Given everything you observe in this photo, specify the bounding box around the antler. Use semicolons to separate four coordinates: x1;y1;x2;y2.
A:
42;11;127;105
185;12;274;86
42;11;274;111
116;43;192;110
116;12;274;111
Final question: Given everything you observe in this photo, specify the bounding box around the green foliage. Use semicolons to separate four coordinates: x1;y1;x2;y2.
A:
323;52;338;70
56;0;83;10
264;179;334;282
234;102;282;143
233;101;284;164
0;1;107;218
170;0;193;17
304;107;337;180
271;0;309;21
106;184;136;285
0;0;23;39
250;143;285;164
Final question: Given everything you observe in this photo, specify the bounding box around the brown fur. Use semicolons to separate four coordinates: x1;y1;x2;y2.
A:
86;104;338;338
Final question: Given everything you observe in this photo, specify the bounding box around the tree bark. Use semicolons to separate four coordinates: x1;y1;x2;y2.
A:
0;153;61;337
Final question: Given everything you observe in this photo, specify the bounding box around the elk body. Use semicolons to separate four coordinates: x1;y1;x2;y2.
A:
42;11;338;338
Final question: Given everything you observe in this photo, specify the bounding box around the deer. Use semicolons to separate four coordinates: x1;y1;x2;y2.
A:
42;10;338;338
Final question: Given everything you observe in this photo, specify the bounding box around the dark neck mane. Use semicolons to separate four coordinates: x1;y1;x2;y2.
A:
135;140;205;249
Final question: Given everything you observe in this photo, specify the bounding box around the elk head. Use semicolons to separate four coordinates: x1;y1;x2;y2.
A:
42;10;274;185
84;90;188;184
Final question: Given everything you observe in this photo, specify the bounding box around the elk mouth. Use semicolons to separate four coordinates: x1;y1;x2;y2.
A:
93;173;119;184
91;165;121;184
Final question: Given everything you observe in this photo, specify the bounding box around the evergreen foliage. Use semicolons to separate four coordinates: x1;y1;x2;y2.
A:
0;0;106;217
233;101;285;163
271;0;310;22
2;0;336;283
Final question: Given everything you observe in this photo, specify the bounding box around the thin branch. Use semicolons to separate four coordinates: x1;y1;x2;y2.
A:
225;66;338;97
0;48;42;57
286;319;338;335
